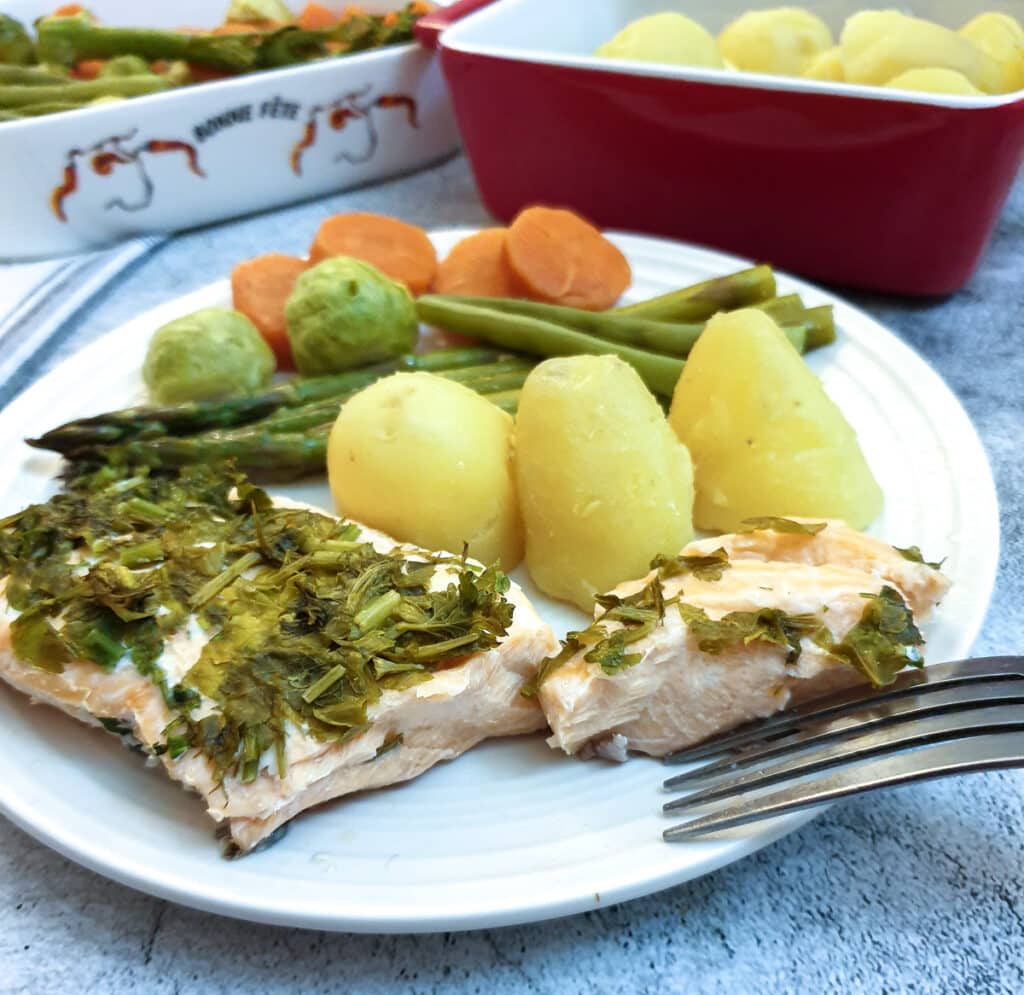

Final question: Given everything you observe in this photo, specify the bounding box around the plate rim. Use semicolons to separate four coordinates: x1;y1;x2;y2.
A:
0;228;1000;932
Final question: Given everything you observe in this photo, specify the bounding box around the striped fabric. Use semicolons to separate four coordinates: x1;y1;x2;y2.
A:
0;236;164;407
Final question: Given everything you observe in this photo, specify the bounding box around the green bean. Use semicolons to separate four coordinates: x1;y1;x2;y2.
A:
485;389;521;415
432;295;705;357
417;296;684;397
796;305;836;350
6;100;101;116
0;75;172;108
0;65;69;85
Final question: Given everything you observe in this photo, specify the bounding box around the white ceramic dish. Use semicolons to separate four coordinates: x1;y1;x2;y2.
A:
0;1;458;260
0;229;999;932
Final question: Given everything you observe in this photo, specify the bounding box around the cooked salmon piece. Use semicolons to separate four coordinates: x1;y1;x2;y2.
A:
538;520;950;759
0;502;558;853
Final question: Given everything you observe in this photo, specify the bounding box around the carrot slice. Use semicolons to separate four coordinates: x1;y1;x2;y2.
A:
71;59;106;80
505;206;631;311
434;228;522;298
212;20;281;34
53;4;84;15
231;253;308;370
309;212;438;295
298;3;336;29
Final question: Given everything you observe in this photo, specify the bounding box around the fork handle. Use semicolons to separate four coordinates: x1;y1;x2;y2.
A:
664;728;1024;841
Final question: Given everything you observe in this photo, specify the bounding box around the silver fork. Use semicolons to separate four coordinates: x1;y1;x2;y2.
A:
661;656;1024;842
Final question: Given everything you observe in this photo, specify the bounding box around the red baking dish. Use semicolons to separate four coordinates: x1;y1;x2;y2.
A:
420;0;1024;295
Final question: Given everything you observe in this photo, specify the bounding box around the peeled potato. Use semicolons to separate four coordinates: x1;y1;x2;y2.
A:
839;9;904;62
328;372;524;569
803;45;845;81
595;12;724;68
668;309;882;533
841;11;1003;93
961;12;1024;92
718;7;833;76
885;67;983;95
514;355;694;612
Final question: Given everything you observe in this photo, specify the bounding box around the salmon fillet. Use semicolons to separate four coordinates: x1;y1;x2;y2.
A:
0;500;557;853
538;520;950;759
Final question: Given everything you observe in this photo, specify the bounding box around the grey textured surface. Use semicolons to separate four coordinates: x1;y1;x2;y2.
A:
1;155;1022;995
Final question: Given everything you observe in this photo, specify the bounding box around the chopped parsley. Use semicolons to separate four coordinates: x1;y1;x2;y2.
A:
651;547;731;583
0;461;515;782
893;545;945;570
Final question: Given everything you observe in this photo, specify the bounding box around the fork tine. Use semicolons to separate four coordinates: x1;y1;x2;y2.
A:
663;677;1024;790
664;703;1024;812
663;656;1024;765
664;728;1024;841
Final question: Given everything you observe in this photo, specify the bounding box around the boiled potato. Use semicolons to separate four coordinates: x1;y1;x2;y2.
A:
514;355;694;612
841;11;1003;93
327;372;523;569
803;45;845;81
961;12;1024;92
595;13;724;68
668;309;882;532
885;67;983;95
718;8;833;76
838;9;904;63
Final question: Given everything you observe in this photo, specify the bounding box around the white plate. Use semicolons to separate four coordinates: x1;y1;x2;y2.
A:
0;229;999;932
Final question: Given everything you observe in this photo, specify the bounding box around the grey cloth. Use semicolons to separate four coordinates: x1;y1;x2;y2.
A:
0;236;163;407
1;156;1022;995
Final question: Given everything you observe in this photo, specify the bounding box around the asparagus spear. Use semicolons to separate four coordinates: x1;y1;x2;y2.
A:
416;297;686;397
257;361;534;434
0;76;173;108
78;360;529;477
100;429;331;480
36;16;264;71
613;265;776;322
29;347;505;455
35;10;423;74
82;373;524;479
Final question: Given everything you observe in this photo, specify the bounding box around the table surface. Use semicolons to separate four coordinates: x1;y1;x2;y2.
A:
1;156;1022;995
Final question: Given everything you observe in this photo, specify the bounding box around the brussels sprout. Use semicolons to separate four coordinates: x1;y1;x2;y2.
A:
285;257;418;376
224;0;293;24
143;308;275;404
0;15;36;65
99;54;153;77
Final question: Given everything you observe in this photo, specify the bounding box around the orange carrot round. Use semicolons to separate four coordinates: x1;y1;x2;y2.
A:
71;59;106;80
298;3;336;29
434;228;522;298
505;206;631;311
212;20;281;34
309;212;438;295
231;253;308;370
